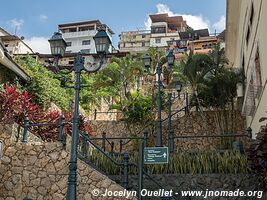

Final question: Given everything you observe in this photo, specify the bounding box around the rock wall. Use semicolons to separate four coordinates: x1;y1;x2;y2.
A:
89;111;247;152
0;123;135;200
124;174;265;200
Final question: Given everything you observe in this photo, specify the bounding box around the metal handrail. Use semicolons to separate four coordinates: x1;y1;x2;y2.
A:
173;133;250;139
87;139;123;166
161;106;186;123
89;136;144;140
21;116;66;146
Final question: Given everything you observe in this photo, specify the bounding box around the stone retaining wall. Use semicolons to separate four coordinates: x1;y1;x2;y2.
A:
89;111;247;152
0;123;135;200
124;174;265;200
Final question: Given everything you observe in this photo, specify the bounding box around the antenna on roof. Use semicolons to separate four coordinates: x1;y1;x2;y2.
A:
14;26;18;35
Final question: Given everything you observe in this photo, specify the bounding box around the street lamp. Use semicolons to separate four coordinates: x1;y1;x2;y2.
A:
175;80;182;98
166;51;175;70
143;51;175;147
48;32;67;69
49;29;111;200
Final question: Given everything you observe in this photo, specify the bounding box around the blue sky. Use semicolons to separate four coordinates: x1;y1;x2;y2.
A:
0;0;226;53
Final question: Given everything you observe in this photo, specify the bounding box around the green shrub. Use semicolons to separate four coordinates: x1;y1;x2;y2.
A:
15;56;73;111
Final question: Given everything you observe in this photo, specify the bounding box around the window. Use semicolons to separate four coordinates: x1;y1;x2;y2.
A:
254;47;262;96
246;28;250;45
246;3;254;46
69;28;77;32
151;27;166;34
82;40;91;45
4;44;8;47
79;26;95;31
155;38;161;44
80;49;90;54
250;3;254;25
142;35;146;38
142;41;145;47
66;42;72;47
69;60;74;65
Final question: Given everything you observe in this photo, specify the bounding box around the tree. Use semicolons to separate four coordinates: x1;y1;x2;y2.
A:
93;54;143;110
182;46;244;137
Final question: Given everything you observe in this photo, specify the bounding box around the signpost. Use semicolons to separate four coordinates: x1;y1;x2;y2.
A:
144;147;169;164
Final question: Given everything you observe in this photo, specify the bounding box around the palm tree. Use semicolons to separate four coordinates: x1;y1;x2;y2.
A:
182;53;214;109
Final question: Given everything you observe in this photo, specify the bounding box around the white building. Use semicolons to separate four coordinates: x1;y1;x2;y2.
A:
58;20;114;54
0;27;34;55
0;39;29;81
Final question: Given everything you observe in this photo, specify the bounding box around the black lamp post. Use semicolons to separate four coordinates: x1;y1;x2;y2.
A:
49;29;111;200
175;80;182;99
143;51;175;147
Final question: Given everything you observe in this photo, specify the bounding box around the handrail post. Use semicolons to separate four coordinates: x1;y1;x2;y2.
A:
81;133;89;159
247;127;253;139
59;115;65;146
110;141;115;155
94;109;97;120
123;153;129;189
169;129;174;154
119;139;123;154
102;132;106;151
144;131;148;147
185;92;189;114
137;141;144;200
22;117;29;143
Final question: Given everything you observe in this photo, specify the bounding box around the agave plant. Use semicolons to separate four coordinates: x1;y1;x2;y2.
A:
88;150;248;175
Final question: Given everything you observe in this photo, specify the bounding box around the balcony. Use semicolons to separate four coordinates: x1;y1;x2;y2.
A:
62;30;97;39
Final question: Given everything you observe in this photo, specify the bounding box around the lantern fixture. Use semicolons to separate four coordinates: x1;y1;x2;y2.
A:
48;32;67;57
93;30;111;54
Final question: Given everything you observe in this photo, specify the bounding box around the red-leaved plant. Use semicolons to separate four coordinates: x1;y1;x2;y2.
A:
0;83;93;141
247;125;267;190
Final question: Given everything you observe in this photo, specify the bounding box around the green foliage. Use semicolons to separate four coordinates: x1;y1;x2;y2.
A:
197;68;243;109
110;91;153;125
183;53;214;91
89;150;248;175
15;56;73;111
182;46;243;110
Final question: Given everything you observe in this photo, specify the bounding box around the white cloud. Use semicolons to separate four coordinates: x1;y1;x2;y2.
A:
156;3;173;14
145;3;210;31
212;16;226;33
8;18;24;30
24;37;50;54
39;15;48;21
181;14;210;30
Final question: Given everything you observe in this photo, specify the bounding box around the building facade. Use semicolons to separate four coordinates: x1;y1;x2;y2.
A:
225;0;267;137
167;29;220;59
0;27;34;55
58;20;114;54
149;14;187;48
118;13;187;53
118;30;150;53
0;39;29;82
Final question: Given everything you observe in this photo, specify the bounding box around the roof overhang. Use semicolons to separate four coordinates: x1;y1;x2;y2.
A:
0;42;29;80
